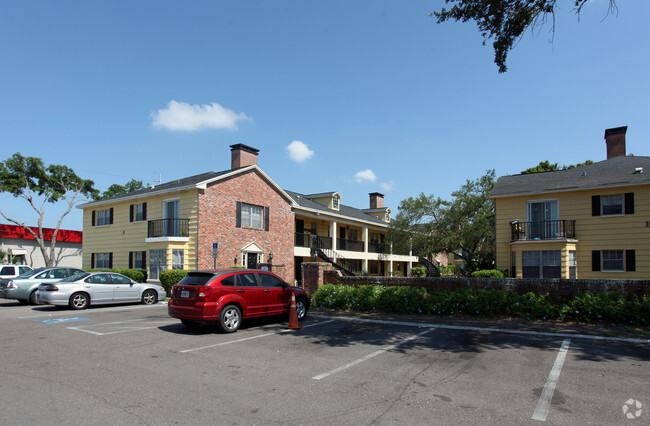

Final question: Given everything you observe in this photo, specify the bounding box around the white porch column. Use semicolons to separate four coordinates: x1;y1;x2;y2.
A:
330;221;337;260
363;226;368;253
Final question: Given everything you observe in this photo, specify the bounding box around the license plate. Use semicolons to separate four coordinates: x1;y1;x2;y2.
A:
181;290;189;298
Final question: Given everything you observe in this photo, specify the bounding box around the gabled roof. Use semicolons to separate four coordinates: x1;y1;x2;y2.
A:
285;189;387;226
490;155;650;198
79;166;296;208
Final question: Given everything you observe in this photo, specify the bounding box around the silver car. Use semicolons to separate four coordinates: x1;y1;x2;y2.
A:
36;272;167;310
0;267;85;305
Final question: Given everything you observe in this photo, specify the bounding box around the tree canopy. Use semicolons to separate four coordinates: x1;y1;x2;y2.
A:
95;179;145;200
431;0;617;73
387;170;496;274
520;159;593;174
0;153;97;266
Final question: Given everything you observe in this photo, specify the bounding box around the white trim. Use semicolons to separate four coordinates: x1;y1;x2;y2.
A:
145;237;189;243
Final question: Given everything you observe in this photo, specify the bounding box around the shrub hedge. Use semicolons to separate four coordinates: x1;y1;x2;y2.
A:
159;270;188;295
311;284;650;326
471;269;505;278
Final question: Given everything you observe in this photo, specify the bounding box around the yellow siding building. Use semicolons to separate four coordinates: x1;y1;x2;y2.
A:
491;127;650;279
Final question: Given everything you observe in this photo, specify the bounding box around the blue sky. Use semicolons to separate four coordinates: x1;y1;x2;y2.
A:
1;1;648;231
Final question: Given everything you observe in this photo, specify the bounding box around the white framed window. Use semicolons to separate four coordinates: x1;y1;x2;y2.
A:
601;195;623;216
602;250;624;271
241;203;264;229
149;249;167;280
332;196;339;209
522;250;561;278
172;249;184;270
96;253;111;269
97;209;112;226
133;251;145;269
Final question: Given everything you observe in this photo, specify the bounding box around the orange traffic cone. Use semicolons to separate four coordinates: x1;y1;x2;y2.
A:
285;292;302;330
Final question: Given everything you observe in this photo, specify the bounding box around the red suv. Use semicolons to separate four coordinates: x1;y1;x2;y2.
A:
168;269;310;332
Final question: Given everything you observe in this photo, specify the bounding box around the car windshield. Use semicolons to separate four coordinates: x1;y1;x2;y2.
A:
177;273;215;286
17;268;44;278
60;272;90;282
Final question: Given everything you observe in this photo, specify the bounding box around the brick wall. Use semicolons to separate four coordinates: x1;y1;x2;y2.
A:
301;262;334;296
322;271;650;300
197;169;295;283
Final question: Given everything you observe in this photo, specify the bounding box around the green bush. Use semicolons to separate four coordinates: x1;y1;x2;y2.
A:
311;284;649;326
411;266;427;277
439;264;464;276
89;269;146;283
159;270;188;295
471;269;505;278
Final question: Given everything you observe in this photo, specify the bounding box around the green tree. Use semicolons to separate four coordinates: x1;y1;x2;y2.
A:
431;0;617;73
521;159;593;174
95;179;145;200
0;153;97;266
387;170;496;274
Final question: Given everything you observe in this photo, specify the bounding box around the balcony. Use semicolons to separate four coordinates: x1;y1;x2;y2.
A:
510;220;576;242
337;238;364;252
295;233;333;250
368;242;389;254
148;219;190;238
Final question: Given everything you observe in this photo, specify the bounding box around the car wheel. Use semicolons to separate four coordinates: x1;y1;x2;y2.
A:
69;292;89;310
29;290;39;305
218;305;241;333
181;319;200;328
141;290;157;305
296;297;307;321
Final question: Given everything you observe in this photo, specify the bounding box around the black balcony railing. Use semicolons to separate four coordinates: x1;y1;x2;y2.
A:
148;219;190;238
295;233;333;249
368;242;389;254
337;238;364;252
510;220;576;241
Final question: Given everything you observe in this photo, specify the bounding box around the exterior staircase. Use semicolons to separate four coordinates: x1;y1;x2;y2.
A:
418;257;441;277
311;245;358;276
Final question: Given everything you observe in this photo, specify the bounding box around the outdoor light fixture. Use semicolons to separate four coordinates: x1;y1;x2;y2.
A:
268;252;273;263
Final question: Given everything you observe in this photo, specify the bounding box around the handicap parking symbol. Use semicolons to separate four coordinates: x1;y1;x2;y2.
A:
37;317;90;325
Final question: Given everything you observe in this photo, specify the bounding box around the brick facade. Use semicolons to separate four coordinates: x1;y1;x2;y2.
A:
197;169;295;283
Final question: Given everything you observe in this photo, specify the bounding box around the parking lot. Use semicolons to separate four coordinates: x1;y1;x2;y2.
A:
1;300;648;425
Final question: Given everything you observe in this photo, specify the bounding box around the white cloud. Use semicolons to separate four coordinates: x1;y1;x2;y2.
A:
151;100;250;131
354;169;377;183
380;180;395;191
286;140;314;162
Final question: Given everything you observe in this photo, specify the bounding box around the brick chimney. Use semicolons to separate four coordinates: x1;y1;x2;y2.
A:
230;144;259;169
604;126;627;159
369;192;384;209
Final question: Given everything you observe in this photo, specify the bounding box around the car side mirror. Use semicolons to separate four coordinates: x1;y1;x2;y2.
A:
282;282;288;289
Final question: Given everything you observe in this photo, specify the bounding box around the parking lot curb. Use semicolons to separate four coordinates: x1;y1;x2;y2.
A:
311;315;650;345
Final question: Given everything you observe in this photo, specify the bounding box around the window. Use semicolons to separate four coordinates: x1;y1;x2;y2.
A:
592;193;634;217
510;252;516;278
129;251;146;270
130;202;147;222
172;249;184;270
149;249;167;281
332;196;339;209
110;274;132;284
569;251;577;279
522;251;561;279
94;253;112;269
602;250;624;271
601;195;623;216
94;208;113;226
242;203;263;229
257;273;285;288
527;200;559;239
236;202;269;231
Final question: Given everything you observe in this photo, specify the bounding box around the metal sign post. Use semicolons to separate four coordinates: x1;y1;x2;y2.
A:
212;243;218;269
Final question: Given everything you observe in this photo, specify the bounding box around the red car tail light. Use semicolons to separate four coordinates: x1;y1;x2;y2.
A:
197;286;208;298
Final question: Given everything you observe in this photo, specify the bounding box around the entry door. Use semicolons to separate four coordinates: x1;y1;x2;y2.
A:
528;200;558;239
163;199;180;236
247;252;258;269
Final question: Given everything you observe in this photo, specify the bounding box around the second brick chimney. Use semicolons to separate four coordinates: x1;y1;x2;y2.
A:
369;192;384;209
604;126;627;159
230;144;259;169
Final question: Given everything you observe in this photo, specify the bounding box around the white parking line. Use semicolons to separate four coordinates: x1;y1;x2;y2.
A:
532;338;571;422
67;318;173;335
179;320;335;353
312;329;434;381
18;302;167;319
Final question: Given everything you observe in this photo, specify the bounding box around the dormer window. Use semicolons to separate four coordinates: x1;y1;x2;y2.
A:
332;196;339;210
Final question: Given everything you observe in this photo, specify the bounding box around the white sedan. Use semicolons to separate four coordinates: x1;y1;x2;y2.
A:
36;272;166;310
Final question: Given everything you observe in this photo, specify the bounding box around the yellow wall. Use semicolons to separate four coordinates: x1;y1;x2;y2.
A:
81;189;199;273
495;184;650;279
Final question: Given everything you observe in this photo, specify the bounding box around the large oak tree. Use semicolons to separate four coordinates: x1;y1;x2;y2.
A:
0;153;97;266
